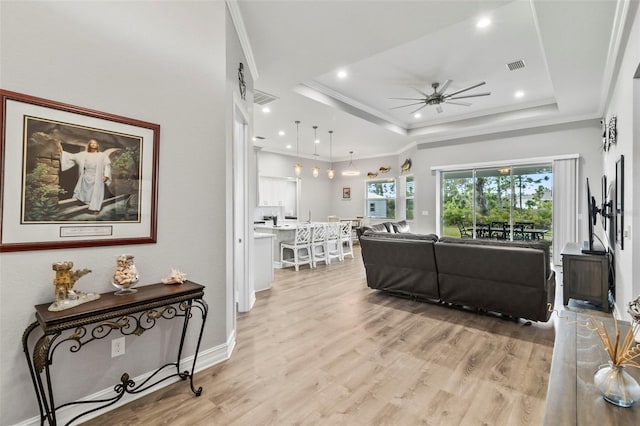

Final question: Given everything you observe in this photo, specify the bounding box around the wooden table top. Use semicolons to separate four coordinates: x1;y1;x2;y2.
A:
34;281;204;331
544;310;640;424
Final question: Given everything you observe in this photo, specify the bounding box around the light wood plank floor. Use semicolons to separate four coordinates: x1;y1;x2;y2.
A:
84;246;555;425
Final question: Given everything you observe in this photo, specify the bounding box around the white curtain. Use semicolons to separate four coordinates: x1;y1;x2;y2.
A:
552;158;578;265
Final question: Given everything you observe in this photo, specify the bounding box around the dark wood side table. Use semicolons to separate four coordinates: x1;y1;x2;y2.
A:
22;281;208;426
543;311;640;424
561;242;612;312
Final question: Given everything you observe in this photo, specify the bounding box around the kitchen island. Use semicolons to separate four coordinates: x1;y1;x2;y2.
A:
253;222;298;268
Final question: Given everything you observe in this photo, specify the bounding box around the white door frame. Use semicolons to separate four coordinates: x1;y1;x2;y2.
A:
233;94;253;313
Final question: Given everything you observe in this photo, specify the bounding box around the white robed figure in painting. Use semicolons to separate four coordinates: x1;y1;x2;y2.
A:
59;139;112;215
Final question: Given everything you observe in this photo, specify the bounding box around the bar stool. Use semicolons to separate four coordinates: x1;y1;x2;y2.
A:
339;221;353;259
310;223;329;267
325;223;342;264
280;224;312;271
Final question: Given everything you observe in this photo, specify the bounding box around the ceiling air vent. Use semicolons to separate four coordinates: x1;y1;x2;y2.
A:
254;89;279;105
506;60;526;71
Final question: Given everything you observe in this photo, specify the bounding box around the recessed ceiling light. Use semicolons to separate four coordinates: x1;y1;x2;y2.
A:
315;139;320;144
252;137;257;142
515;90;525;98
262;106;270;113
286;144;292;149
414;112;422;119
337;69;348;79
477;17;491;29
278;130;285;136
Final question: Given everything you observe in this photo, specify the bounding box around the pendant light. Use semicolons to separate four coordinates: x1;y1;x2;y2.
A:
342;151;361;176
312;126;320;178
327;130;335;179
293;120;302;176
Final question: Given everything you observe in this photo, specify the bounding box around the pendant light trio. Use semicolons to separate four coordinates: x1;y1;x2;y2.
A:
293;120;359;178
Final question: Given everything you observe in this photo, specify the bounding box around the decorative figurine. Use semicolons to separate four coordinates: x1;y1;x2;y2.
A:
401;158;412;173
48;261;97;312
112;254;139;295
162;268;187;285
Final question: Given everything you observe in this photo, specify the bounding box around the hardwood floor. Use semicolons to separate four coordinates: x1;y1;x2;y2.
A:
84;246;555;425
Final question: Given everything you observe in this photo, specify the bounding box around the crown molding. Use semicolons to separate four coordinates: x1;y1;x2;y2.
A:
226;0;259;81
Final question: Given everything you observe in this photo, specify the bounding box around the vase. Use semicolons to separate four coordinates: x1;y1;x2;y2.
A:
593;362;640;407
112;254;139;295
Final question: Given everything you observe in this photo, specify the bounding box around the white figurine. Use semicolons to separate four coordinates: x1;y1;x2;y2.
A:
162;268;187;285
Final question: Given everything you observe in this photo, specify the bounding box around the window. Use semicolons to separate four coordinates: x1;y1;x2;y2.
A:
366;179;395;219
441;164;553;241
405;175;415;220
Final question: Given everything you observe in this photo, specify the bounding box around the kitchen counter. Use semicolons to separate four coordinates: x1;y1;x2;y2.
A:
253;223;298;268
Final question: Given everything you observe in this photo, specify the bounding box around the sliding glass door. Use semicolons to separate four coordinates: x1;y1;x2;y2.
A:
441;163;552;241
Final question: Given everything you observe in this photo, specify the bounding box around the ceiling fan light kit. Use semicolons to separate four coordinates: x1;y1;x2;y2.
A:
390;80;491;115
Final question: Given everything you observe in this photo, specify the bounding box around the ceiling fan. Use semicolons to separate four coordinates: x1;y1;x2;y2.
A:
390;80;490;114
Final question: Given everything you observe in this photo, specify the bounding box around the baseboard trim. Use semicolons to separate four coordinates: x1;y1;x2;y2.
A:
14;332;236;426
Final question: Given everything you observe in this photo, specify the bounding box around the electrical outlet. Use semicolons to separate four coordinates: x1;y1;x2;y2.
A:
111;337;125;357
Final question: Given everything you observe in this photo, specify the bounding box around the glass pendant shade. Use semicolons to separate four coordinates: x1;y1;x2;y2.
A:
293;120;302;176
327;130;335;179
342;151;360;176
312;125;319;178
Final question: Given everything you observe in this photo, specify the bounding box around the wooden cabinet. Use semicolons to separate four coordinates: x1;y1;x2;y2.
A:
561;242;612;312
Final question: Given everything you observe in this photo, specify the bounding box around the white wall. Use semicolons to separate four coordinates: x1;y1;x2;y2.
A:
0;2;231;424
602;1;640;317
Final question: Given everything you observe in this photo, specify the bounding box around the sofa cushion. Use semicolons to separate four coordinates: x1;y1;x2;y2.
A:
392;220;411;233
369;223;389;233
383;222;396;233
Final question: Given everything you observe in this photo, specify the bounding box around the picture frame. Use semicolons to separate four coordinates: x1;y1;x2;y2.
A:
615;154;624;250
342;187;351;199
0;90;159;252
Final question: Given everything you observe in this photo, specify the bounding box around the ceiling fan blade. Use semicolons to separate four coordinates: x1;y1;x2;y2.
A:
444;81;486;98
447;92;491;100
389;97;425;101
390;102;425;110
410;104;429;114
444;101;472;106
438;80;452;94
436;105;443;114
412;87;431;97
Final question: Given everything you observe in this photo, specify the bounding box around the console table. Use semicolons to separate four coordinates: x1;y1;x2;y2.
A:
561;242;612;312
22;281;208;425
543;311;640;424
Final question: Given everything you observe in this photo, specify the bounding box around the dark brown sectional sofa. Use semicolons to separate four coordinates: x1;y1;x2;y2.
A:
359;223;555;322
